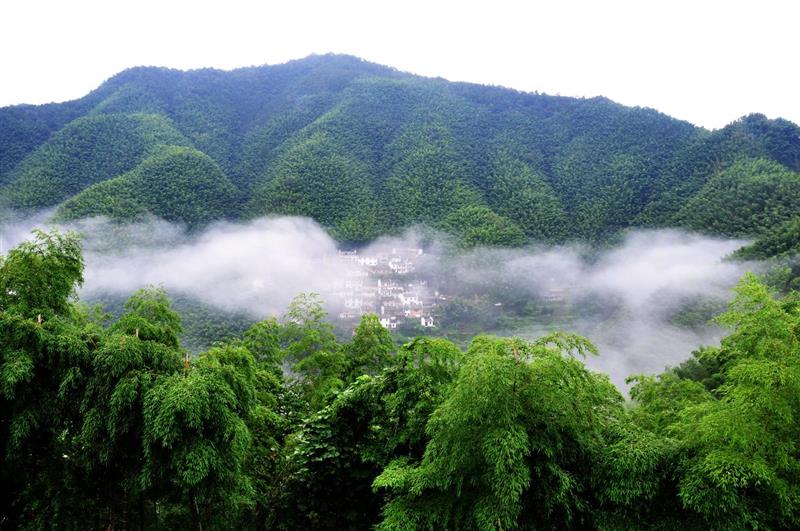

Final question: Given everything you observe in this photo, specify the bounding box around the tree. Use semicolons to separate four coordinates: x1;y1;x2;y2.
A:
375;333;623;529
624;274;800;529
77;288;184;528
0;230;92;528
672;274;800;529
0;229;83;316
142;345;260;529
440;205;527;248
280;336;463;529
281;293;345;410
243;316;284;371
343;313;395;382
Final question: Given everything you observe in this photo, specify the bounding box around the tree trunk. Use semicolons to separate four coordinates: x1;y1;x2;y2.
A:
191;495;203;531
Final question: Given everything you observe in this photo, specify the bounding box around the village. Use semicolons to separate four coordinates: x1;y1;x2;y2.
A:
331;247;443;330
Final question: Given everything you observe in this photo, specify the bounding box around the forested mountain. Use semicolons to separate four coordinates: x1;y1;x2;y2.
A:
1;54;799;244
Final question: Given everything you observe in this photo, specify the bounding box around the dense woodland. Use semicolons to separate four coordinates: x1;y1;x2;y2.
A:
1;54;800;249
2;228;800;530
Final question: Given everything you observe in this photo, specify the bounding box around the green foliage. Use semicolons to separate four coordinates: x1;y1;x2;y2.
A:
0;113;189;208
282;293;346;410
675;158;800;236
142;345;259;525
0;229;84;316
3;180;800;528
382;121;485;228
111;286;183;347
0;233;280;529
669;346;727;393
343;313;396;382
278;336;462;529
626;274;800;529
77;288;184;527
0;230;95;528
279;376;387;528
668;297;728;330
638;113;800;226
375;334;622;530
243;317;284;368
240;293;353;410
486;149;568;240
673;276;800;528
0;100;87;184
441;205;527;247
55;145;239;227
170;294;255;353
734;215;800;260
247;132;384;243
379;336;464;459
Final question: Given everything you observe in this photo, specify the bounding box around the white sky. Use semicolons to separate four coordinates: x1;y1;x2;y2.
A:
0;0;797;129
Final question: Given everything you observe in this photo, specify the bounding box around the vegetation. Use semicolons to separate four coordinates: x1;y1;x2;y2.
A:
675;158;800;237
1;55;799;243
55;145;239;227
734;216;800;260
0;113;189;208
440;205;527;247
2;231;800;529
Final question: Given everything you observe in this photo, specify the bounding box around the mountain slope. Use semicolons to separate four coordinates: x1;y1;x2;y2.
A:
675;158;800;236
55;146;238;226
1;54;799;243
0;113;189;208
734;217;800;260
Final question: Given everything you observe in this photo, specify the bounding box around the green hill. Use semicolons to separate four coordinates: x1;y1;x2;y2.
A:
1;54;799;243
0;113;189;208
675;158;800;237
55;146;238;227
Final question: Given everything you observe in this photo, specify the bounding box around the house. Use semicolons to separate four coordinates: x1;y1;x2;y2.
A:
380;316;399;329
400;293;421;306
404;308;423;319
357;256;378;267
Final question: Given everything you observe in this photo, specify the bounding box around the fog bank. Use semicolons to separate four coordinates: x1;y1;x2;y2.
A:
0;212;760;389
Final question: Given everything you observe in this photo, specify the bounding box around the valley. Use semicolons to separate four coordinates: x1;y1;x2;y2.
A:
2;52;800;529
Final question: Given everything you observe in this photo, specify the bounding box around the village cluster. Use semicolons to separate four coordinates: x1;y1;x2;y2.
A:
332;247;442;330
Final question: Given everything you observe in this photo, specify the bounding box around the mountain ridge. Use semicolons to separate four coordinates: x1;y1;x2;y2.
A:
1;53;799;246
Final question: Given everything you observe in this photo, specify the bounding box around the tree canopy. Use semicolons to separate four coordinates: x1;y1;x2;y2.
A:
1;231;799;528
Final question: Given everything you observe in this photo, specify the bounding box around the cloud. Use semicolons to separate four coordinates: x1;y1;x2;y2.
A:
0;213;762;389
71;216;350;317
439;229;756;388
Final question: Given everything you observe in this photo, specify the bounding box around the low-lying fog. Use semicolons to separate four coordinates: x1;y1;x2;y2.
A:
0;212;760;389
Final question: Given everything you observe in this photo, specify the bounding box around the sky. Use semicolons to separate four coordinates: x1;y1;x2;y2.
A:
0;0;797;129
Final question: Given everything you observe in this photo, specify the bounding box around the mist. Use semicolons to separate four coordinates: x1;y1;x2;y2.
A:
501;231;752;387
397;230;754;388
0;212;761;389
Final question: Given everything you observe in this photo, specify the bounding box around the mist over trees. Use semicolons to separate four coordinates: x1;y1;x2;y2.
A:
0;212;754;387
1;231;798;529
2;54;800;529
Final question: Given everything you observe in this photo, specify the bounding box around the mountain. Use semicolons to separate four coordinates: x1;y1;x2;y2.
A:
1;53;799;245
